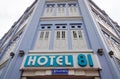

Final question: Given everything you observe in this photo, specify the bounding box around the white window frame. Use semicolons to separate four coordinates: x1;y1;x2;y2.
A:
44;5;55;16
68;4;79;16
56;4;66;16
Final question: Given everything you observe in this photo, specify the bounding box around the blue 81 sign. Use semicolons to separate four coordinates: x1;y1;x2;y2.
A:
78;54;94;67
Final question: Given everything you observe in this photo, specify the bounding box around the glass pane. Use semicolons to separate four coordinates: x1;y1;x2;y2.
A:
73;31;77;38
56;31;60;39
78;30;82;38
62;31;65;39
45;31;49;39
40;31;44;39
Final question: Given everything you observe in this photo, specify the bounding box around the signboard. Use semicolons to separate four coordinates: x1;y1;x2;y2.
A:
24;54;94;67
52;69;68;75
24;55;73;67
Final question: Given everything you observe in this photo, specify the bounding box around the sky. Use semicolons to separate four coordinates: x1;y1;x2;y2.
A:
0;0;120;39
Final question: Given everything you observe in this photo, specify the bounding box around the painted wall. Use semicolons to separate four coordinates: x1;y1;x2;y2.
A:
0;0;120;79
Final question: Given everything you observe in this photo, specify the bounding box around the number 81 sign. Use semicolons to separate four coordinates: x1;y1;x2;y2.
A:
78;54;94;67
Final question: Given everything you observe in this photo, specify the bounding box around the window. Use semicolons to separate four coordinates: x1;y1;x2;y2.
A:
71;26;75;28
56;31;66;39
68;4;79;16
41;27;45;29
78;26;81;28
40;31;50;39
54;30;68;50
1;34;21;64
102;30;110;38
47;26;51;29
70;24;82;29
73;31;77;38
71;30;88;50
45;31;49;39
41;24;52;30
111;37;120;45
55;24;67;29
102;30;120;58
56;26;60;28
56;31;60;39
62;31;65;39
40;31;44;39
44;4;54;16
35;30;51;50
43;3;80;17
78;30;82;38
62;26;66;28
57;4;66;16
73;30;82;39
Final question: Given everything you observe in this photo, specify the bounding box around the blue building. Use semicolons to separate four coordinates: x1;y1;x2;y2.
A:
0;0;120;79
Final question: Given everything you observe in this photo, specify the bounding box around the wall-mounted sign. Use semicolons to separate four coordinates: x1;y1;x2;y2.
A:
24;55;73;67
24;54;94;67
78;54;94;67
52;69;68;75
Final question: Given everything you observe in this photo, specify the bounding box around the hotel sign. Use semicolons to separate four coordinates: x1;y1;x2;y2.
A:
24;55;73;67
24;54;94;67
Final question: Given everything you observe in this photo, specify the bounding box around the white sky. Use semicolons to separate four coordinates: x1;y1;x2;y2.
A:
0;0;120;39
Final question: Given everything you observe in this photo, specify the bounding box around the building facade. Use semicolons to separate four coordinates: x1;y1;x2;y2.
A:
0;0;120;79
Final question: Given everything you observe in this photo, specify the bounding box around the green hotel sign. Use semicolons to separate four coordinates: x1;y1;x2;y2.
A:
24;54;94;67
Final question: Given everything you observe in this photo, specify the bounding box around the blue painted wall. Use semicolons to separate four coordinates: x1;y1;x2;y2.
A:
1;0;120;79
78;0;120;79
1;0;46;79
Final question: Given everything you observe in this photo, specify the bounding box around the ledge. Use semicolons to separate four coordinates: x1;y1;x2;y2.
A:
0;59;8;68
28;50;93;54
46;0;78;2
40;16;83;21
21;67;100;71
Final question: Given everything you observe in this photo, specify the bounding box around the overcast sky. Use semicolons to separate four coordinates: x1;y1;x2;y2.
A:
0;0;120;39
